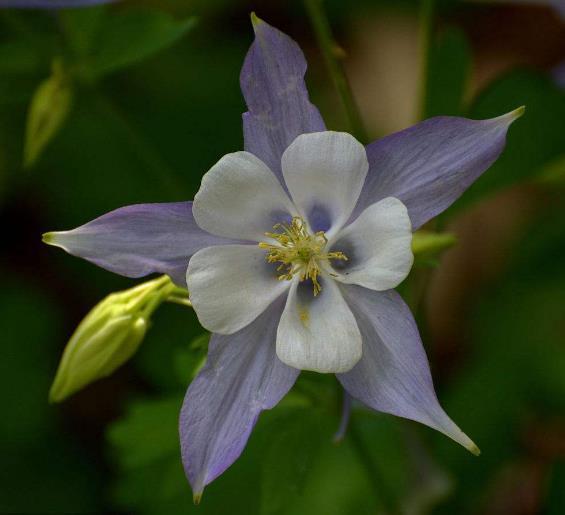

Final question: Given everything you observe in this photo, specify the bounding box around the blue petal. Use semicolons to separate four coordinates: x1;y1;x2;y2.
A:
337;285;479;455
43;202;236;287
240;15;326;182
179;296;299;498
354;108;524;230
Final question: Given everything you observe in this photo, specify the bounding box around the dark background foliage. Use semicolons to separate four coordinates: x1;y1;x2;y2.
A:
0;0;564;513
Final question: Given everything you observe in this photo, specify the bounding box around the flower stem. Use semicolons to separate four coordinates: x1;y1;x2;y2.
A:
304;0;369;144
417;0;436;121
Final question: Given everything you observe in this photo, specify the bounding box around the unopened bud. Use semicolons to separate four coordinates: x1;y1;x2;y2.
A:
24;58;73;168
49;276;172;402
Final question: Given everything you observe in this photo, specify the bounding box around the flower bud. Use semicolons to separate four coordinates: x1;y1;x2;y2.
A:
49;276;173;402
24;59;73;168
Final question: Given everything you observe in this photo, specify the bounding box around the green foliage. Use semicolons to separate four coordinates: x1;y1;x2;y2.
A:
433;202;565;514
0;40;46;76
13;6;196;168
424;26;471;118
259;408;325;515
59;6;108;59
107;392;331;515
84;10;196;79
108;396;185;471
0;279;102;513
173;333;209;384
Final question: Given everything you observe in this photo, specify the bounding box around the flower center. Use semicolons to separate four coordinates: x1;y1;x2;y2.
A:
258;216;347;296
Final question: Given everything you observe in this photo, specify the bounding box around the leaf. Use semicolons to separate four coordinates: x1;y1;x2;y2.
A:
259;408;325;515
24;60;73;168
107;395;201;514
173;333;209;385
107;393;259;515
58;5;108;59
108;396;184;471
88;9;196;77
134;305;204;392
424;26;471;118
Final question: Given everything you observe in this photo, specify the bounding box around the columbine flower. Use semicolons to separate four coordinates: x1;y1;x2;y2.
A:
44;15;523;500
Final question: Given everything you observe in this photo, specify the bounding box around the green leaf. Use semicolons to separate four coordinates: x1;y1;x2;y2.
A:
58;5;108;59
24;60;73;168
107;393;259;515
107;395;195;514
134;303;204;392
108;396;184;471
259;408;325;515
424;26;471;118
173;333;209;385
88;10;196;78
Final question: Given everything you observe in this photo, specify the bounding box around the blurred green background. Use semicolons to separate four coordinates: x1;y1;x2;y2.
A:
1;0;564;513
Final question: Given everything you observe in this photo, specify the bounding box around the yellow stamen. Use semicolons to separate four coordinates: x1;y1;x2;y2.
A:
258;217;347;295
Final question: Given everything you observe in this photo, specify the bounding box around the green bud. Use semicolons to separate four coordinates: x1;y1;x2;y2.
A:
49;276;173;402
24;58;73;169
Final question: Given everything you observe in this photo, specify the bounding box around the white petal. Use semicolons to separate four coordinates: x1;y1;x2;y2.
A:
193;151;297;241
328;197;413;291
281;131;368;237
276;278;362;373
187;245;290;334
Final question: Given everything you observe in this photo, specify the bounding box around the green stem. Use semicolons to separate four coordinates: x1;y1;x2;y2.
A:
417;0;436;121
304;0;369;144
348;417;399;515
166;296;192;307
